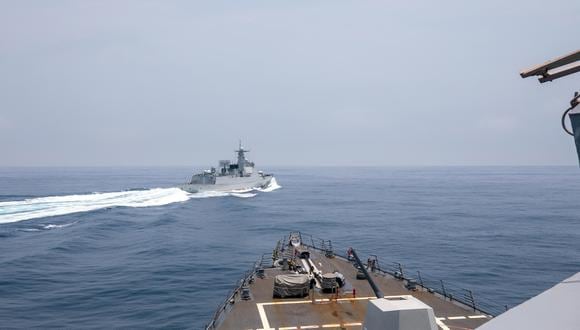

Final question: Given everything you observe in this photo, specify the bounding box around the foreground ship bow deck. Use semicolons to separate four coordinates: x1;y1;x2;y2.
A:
208;233;500;330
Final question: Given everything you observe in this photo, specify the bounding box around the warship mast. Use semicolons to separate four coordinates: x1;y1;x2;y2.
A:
235;140;250;177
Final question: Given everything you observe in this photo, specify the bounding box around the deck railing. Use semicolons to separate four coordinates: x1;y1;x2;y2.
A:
206;232;508;328
299;232;508;317
205;253;270;330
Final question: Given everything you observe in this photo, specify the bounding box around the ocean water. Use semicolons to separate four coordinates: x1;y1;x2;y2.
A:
1;166;579;328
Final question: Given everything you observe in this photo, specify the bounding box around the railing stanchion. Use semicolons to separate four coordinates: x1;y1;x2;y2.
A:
398;263;404;279
440;280;447;299
468;290;476;312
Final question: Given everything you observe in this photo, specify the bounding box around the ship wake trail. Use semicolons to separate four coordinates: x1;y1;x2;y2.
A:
0;177;281;224
0;188;191;224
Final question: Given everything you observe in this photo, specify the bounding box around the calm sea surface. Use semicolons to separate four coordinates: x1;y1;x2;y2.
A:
0;167;579;328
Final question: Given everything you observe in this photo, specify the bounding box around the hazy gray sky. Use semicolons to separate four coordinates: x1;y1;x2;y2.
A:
0;1;578;166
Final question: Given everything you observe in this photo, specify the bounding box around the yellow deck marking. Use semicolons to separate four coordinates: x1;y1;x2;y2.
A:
255;297;378;330
264;300;312;305
435;318;450;330
267;323;362;330
336;296;375;301
257;298;487;329
437;315;489;321
258;296;375;307
468;315;489;319
256;303;272;330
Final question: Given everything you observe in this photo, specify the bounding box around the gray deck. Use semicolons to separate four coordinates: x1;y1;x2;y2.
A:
212;245;491;330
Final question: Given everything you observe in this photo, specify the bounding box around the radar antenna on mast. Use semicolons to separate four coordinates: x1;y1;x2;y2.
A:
520;49;580;165
520;50;580;83
235;140;250;153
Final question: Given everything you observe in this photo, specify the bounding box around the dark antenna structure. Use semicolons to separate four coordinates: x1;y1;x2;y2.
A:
520;49;580;164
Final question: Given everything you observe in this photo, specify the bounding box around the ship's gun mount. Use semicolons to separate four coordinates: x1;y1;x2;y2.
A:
520;49;580;164
189;170;216;185
350;248;384;298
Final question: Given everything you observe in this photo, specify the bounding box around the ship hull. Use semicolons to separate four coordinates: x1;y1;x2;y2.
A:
178;175;272;193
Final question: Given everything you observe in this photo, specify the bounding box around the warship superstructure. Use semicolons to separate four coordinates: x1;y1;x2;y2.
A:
179;142;272;193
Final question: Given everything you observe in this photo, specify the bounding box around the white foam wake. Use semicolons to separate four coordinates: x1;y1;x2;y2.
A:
0;188;190;224
0;177;281;224
257;177;282;192
42;221;78;230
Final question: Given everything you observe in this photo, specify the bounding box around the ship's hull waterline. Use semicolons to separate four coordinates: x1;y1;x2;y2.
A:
178;175;272;193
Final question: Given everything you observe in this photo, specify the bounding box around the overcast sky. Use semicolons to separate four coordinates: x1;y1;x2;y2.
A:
0;1;578;166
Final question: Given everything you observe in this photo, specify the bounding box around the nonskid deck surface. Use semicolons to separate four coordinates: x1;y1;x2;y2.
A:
215;247;490;330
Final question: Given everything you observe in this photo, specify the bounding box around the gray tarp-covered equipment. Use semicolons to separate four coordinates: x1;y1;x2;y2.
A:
273;274;310;298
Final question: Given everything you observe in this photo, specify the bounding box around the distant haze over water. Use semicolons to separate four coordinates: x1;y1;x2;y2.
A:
0;1;579;166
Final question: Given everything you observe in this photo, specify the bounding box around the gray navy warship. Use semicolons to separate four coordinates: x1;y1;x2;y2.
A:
179;142;273;193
